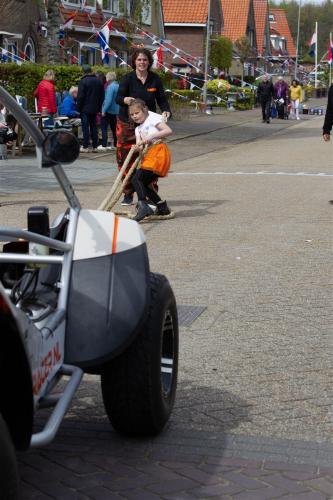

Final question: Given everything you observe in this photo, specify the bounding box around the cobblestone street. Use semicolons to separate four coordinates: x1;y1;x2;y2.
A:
1;103;332;499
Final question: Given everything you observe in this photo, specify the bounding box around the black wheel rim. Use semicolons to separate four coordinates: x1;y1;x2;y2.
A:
160;310;175;399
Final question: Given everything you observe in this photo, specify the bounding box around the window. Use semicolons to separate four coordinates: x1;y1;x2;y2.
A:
141;0;152;25
279;38;286;51
268;14;275;22
119;0;130;15
102;0;119;12
3;39;18;63
79;44;97;65
64;0;95;7
24;37;36;62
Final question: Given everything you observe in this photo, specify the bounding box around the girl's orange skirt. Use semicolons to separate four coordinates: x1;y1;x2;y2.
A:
141;143;171;177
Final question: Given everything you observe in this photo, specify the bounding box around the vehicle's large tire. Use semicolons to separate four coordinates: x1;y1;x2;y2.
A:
0;413;19;500
101;272;178;436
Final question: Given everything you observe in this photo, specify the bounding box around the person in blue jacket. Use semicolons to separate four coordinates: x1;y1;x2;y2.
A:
59;86;81;128
98;72;119;151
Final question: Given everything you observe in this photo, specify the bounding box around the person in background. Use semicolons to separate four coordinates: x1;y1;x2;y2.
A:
77;65;104;153
257;74;274;124
323;83;333;142
274;76;289;119
0;103;17;148
95;71;106;147
34;69;57;116
289;79;302;120
116;48;171;206
98;72;119;152
59;86;81;128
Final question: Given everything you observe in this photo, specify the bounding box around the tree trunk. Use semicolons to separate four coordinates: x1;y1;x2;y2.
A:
46;0;62;64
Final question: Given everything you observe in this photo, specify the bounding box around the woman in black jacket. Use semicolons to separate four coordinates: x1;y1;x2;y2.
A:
115;48;171;205
323;84;333;142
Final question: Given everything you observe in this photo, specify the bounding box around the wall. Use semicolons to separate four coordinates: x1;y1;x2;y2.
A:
164;26;204;61
0;0;47;62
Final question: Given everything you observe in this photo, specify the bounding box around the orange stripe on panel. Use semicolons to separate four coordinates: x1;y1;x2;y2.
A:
112;215;119;254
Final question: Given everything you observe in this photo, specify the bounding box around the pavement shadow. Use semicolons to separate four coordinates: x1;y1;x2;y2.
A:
169;199;228;219
18;379;251;499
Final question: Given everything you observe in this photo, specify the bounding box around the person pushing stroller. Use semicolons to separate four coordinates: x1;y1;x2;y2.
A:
128;99;172;222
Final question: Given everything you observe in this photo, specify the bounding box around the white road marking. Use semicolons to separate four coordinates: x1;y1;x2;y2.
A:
171;171;333;177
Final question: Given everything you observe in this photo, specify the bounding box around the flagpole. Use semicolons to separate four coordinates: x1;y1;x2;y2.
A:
315;21;318;88
203;0;212;106
294;0;301;80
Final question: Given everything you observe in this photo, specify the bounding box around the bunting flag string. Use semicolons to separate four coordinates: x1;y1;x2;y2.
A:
0;47;33;64
63;11;78;30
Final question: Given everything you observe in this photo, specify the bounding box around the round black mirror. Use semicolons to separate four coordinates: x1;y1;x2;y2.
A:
43;131;80;164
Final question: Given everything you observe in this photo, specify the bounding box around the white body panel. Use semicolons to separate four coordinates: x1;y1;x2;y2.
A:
73;210;146;261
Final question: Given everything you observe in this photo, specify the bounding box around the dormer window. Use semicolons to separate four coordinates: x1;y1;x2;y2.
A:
64;0;96;8
102;0;119;12
269;14;275;22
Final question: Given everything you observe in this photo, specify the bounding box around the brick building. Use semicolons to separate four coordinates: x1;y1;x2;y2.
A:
60;0;165;66
162;0;223;72
0;0;47;63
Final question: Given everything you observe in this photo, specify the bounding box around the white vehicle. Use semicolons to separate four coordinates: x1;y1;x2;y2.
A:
0;87;178;499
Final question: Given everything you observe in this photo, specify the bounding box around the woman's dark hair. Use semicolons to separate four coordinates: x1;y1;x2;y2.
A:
292;79;299;86
131;48;153;70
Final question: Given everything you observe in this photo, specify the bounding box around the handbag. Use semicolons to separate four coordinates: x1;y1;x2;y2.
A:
271;104;277;119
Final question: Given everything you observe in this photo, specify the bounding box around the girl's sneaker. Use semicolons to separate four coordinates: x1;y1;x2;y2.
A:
134;201;154;221
156;200;170;216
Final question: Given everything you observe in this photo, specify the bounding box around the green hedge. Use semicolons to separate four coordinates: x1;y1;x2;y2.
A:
0;63;173;110
0;63;255;113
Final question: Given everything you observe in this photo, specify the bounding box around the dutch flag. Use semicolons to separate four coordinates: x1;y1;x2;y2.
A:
96;19;113;65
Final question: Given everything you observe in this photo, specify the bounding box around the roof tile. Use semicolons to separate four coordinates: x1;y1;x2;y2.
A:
253;0;268;56
162;0;208;24
220;0;251;42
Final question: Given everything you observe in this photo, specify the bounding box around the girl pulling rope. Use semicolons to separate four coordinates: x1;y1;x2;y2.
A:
128;99;172;222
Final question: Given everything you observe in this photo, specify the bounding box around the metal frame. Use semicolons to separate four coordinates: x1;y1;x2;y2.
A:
0;85;84;448
30;364;83;447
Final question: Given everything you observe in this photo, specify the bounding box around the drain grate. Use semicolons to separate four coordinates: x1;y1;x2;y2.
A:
177;305;206;327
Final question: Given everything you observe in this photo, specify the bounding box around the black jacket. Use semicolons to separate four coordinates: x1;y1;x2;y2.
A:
77;74;104;114
257;80;274;102
323;84;333;135
116;70;171;122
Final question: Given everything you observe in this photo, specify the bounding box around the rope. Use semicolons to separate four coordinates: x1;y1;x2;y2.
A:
98;144;148;212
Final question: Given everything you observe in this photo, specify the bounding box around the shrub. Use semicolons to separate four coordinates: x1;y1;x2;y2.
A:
0;64;173;110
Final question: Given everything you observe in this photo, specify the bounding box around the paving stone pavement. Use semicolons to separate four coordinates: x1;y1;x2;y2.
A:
1;101;332;499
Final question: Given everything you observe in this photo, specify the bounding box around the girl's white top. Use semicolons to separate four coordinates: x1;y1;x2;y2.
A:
135;111;163;143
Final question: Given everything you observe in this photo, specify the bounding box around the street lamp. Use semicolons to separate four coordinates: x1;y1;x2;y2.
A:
203;0;212;105
294;0;301;79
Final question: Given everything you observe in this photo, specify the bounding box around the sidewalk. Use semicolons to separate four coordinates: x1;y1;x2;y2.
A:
2;96;333;499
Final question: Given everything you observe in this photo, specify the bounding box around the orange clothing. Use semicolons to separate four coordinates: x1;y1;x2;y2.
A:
141;143;171;177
